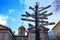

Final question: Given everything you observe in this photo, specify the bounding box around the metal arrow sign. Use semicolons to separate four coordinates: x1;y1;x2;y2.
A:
40;11;47;14
38;5;51;12
29;23;35;27
38;13;53;16
39;22;55;26
29;6;35;11
21;18;49;23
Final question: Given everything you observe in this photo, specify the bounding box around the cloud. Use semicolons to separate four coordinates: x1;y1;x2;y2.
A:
0;15;9;20
8;9;15;14
0;15;8;25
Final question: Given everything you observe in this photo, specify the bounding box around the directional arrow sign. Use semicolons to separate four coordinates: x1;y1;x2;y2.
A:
38;13;53;17
25;12;35;17
21;18;49;23
38;5;51;12
25;12;30;16
40;11;47;14
39;22;55;26
22;12;35;18
49;22;55;25
29;23;35;27
22;14;26;16
33;11;47;16
47;13;53;16
22;11;52;19
38;17;48;19
22;14;29;17
29;6;35;11
39;20;48;23
22;14;48;19
21;18;35;22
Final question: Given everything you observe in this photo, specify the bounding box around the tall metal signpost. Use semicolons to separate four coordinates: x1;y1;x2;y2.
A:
21;2;55;40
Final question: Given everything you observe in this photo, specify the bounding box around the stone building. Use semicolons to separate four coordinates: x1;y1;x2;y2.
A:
52;21;60;40
15;25;27;40
0;24;50;40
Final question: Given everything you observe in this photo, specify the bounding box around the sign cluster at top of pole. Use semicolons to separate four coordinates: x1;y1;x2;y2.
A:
21;2;55;27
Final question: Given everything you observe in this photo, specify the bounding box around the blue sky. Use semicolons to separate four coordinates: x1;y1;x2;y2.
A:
0;0;60;34
0;0;25;31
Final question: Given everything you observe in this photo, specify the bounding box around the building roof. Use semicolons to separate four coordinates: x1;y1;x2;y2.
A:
0;24;10;30
0;24;14;36
18;25;26;30
52;21;60;30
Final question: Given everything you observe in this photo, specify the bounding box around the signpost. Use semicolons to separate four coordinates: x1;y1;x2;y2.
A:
21;2;55;40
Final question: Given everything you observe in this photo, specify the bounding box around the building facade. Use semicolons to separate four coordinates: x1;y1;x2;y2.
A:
0;24;14;40
28;26;49;40
0;24;50;40
52;21;60;40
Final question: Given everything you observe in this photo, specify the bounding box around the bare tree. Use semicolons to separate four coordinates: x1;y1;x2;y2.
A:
54;0;60;12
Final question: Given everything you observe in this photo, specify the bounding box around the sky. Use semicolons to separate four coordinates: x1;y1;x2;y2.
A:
0;0;60;34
